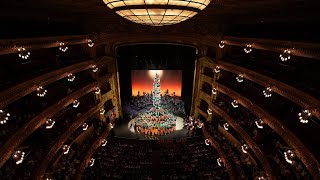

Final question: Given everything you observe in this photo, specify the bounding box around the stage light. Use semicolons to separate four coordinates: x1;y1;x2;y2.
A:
87;39;94;47
18;47;30;59
280;49;291;61
37;86;47;97
82;123;88;131
59;42;68;52
89;158;95;167
101;139;108;146
205;139;210;146
95;87;101;94
219;41;225;49
231;100;238;108
284;150;295;164
217;158;223;167
223;123;229;130
214;66;220;73
62;145;70;154
299;110;311;124
244;44;252;53
67;73;75;82
45;118;55;129
212;88;217;95
255;119;264;129
0;110;10;125
148;70;163;79
241;144;248;153
263;87;272;98
12;150;25;165
236;74;244;83
91;65;99;73
73;100;80;108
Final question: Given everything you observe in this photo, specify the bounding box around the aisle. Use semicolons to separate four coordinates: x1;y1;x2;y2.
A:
152;143;161;180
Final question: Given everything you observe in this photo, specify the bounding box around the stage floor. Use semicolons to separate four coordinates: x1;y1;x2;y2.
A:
113;117;191;140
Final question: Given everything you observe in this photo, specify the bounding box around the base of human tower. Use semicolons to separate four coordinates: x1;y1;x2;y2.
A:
130;107;183;136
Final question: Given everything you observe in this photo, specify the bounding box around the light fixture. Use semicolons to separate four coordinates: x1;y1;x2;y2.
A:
223;123;229;130
263;87;272;98
82;123;88;131
207;108;212;115
0;110;10;124
89;158;95;167
231;100;238;108
284;150;295;164
280;49;291;61
95;87;101;94
244;44;252;53
18;47;30;59
59;42;68;52
217;158;223;167
236;74;244;83
255;119;264;129
109;123;114;129
91;65;99;73
62;145;70;154
298;110;312;124
241;144;248;153
67;73;75;82
205;139;210;146
258;176;266;180
87;39;94;47
12;150;25;165
212;88;217;95
214;66;220;73
100;108;105;115
37;86;47;97
102;0;211;26
101;139;108;146
197;122;203;128
219;41;225;49
45;118;55;129
73;100;80;108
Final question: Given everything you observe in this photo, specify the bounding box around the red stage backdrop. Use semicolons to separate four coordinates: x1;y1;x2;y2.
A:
131;70;182;96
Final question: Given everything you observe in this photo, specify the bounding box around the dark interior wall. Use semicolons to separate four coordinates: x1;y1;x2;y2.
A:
116;44;197;115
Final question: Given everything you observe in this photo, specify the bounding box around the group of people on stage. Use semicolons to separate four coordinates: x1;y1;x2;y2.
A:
135;125;176;136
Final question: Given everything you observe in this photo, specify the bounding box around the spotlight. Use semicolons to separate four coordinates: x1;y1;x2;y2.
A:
87;39;94;47
67;73;75;82
62;145;70;154
223;123;229;130
45;118;55;129
255;119;264;129
91;65;99;73
263;87;272;98
37;86;47;97
236;74;244;83
244;44;252;53
59;42;68;52
73;100;80;108
241;144;248;153
219;41;225;49
280;49;291;61
12;150;25;165
298;109;312;124
0;110;10;124
231;100;238;108
18;47;30;59
214;66;220;73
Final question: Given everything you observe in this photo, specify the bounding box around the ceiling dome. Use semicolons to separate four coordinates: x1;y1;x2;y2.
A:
102;0;211;26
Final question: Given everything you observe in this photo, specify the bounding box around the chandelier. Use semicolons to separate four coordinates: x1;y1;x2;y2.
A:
45;118;55;129
241;144;248;153
67;73;75;82
62;145;70;154
284;150;295;164
12;150;25;165
298;109;311;124
236;74;244;83
255;119;264;129
223;123;229;130
101;139;108;146
102;0;211;26
231;100;238;108
0;110;10;124
217;158;223;166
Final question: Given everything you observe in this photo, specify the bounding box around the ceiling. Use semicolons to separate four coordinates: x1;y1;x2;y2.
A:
1;0;319;39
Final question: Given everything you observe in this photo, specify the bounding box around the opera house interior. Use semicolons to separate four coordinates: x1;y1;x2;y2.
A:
0;0;320;179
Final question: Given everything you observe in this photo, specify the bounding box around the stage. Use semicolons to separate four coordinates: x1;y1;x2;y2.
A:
112;116;194;140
